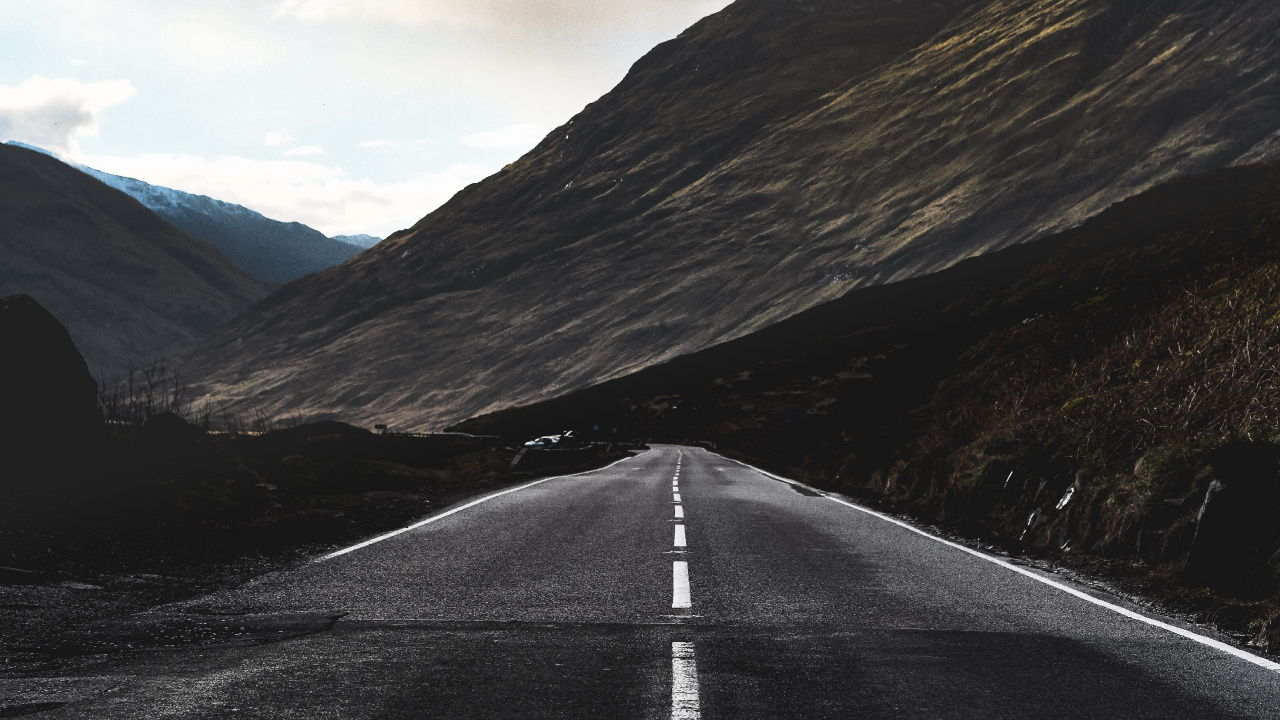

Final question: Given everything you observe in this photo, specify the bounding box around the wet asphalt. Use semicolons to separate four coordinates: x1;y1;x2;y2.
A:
6;444;1280;718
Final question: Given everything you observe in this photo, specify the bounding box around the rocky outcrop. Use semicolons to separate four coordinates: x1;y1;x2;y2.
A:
0;294;102;460
1185;443;1280;597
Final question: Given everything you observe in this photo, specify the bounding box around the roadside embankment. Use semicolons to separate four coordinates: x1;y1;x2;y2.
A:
452;162;1280;651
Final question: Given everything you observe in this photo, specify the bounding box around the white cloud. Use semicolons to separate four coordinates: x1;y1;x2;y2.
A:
272;0;733;34
82;152;494;237
156;13;286;73
461;123;548;149
284;144;324;156
0;76;135;160
69;59;90;66
265;131;294;147
359;138;435;153
272;0;447;25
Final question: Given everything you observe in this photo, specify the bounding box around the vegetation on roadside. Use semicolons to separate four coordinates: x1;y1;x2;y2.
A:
97;361;296;434
0;408;630;661
3;419;628;578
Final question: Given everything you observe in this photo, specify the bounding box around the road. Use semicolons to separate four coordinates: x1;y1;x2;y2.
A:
6;444;1280;718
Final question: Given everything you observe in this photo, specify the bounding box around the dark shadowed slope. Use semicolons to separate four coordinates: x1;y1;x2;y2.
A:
187;0;1280;431
79;165;365;285
0;144;267;378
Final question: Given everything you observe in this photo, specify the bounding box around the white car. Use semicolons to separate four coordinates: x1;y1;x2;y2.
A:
523;435;561;448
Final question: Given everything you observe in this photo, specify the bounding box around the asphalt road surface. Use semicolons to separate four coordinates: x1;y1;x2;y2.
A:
7;445;1280;718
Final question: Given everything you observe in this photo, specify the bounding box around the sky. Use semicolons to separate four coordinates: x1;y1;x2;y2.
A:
0;0;731;237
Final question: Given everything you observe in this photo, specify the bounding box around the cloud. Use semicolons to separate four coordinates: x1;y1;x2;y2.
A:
272;0;447;25
82;152;494;237
461;124;548;149
69;59;90;67
156;13;286;73
272;0;733;35
0;76;135;160
265;131;294;147
358;138;435;153
284;145;324;156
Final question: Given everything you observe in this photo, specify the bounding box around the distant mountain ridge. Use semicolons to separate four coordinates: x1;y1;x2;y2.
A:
4;142;376;282
332;234;381;250
0;143;266;378
185;0;1280;431
76;165;366;285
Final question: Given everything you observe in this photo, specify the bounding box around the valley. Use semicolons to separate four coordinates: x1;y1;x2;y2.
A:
7;0;1280;716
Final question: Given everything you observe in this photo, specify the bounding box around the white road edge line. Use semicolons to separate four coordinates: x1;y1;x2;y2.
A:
720;453;1280;673
674;524;687;547
673;561;692;608
317;452;645;561
671;641;701;719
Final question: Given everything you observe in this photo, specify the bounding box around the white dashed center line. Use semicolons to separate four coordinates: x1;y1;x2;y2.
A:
672;561;691;608
674;505;684;519
673;493;682;503
671;642;701;719
674;524;686;547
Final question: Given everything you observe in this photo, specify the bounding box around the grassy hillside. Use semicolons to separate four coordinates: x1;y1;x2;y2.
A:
453;162;1280;647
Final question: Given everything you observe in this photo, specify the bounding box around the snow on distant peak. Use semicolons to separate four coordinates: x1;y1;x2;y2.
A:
66;161;363;284
4;141;62;159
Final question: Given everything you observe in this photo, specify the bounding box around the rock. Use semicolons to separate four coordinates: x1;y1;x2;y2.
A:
0;294;102;465
1184;442;1280;597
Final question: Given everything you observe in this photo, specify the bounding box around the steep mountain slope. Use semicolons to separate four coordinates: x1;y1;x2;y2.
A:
187;0;1280;431
454;162;1280;645
0;144;267;378
77;165;365;285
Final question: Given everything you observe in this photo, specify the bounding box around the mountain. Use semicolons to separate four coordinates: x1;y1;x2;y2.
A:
185;0;1280;431
0;143;267;378
452;162;1280;643
332;234;381;250
77;165;365;285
